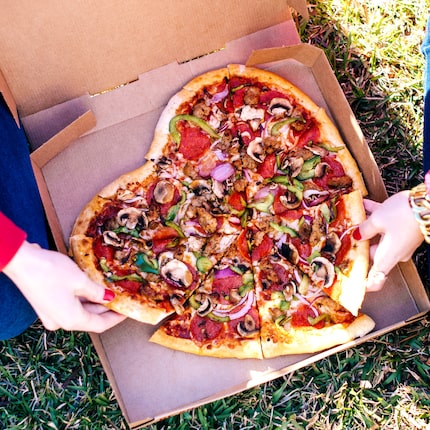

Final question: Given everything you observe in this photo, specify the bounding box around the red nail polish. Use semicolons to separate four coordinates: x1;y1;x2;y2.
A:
103;289;115;301
352;227;362;241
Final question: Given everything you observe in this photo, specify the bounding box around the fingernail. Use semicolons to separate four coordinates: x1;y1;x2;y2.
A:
352;227;361;241
103;289;115;301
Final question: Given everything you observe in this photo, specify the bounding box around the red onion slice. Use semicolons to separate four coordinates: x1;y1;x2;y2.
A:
214;267;236;279
212;291;254;320
211;163;235;182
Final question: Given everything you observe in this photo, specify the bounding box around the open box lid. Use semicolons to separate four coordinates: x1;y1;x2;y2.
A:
0;0;306;117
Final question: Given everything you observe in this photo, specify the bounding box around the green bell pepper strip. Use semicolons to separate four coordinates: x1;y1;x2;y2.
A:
169;114;220;145
269;221;298;237
308;313;329;326
166;191;187;222
164;220;185;238
108;273;144;283
247;193;274;213
296;155;321;181
134;253;159;274
320;142;344;152
196;256;213;273
270;116;304;136
113;226;140;238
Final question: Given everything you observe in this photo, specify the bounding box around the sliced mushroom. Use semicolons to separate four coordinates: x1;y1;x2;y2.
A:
102;231;124;247
160;259;193;288
282;156;304;178
280;242;299;265
229;289;243;305
237;314;258;337
117;207;148;230
153;180;176;204
189;179;212;196
246;138;265;163
193;293;213;316
170;295;185;314
268;98;293;117
305;145;329;157
116;188;138;201
310;256;335;288
314;162;329;179
283;281;296;300
212;180;225;199
321;232;342;256
279;188;302;210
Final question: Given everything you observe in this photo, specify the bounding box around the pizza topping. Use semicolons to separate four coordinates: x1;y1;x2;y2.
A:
212;290;255;320
271;117;304;136
169;114;219;145
246;137;265;163
153;180;176;204
210;162;235;182
102;231;124;248
268;97;293;117
243;86;261;106
160;258;193;288
237;314;259;337
117;207;148;230
321;232;342;257
189;293;213;317
312;296;354;324
310;256;335;288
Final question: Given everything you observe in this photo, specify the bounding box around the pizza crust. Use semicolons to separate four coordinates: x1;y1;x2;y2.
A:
261;314;375;358
328;190;369;315
150;327;263;359
314;108;367;197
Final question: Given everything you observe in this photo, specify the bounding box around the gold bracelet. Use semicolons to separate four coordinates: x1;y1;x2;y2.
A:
409;183;430;244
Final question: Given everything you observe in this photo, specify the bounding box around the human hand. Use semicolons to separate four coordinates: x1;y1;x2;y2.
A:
3;241;127;332
355;191;424;292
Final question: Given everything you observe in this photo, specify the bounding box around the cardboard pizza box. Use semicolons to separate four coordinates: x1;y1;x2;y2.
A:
1;1;429;428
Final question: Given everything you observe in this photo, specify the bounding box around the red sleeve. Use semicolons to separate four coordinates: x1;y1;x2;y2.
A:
0;212;27;272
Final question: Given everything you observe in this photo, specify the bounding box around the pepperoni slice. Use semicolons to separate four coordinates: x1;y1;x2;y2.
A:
257;153;276;178
294;119;320;148
93;236;115;261
212;272;243;298
291;304;324;329
251;234;273;262
237;229;251;262
178;126;211;160
228;190;246;213
152;226;180;254
190;314;223;342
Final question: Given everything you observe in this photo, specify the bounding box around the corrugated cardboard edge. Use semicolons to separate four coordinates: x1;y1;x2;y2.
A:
128;315;425;428
0;68;19;126
30;110;97;254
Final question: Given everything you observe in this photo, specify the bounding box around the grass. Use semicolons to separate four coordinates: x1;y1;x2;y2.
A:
1;1;430;429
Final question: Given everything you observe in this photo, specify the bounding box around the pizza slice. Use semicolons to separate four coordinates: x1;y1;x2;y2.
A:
258;190;369;316
150;235;263;359
252;240;375;358
69;162;219;324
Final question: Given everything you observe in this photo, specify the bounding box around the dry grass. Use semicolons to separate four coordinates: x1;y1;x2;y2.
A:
1;1;429;429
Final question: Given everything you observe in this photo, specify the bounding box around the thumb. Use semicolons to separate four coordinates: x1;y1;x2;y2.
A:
355;216;382;242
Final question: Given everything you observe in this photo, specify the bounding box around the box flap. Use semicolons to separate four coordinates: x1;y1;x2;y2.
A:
0;0;300;116
0;68;19;126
